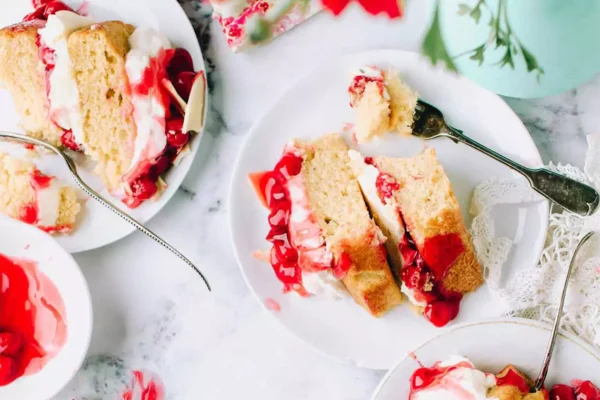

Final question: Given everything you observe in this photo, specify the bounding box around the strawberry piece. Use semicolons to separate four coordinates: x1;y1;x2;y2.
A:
129;177;158;200
550;384;576;400
423;300;460;327
574;381;600;400
0;355;16;386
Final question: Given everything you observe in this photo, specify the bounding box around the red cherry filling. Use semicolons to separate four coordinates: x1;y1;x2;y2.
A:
348;74;385;106
495;366;530;394
60;130;80;151
23;1;74;22
551;384;576;400
422;234;465;281
166;118;189;148
398;231;464;327
0;355;17;386
174;71;195;101
167;48;194;82
43;1;74;17
375;172;400;204
410;367;438;391
129;177;158;201
0;332;23;358
332;252;352;279
575;381;600;400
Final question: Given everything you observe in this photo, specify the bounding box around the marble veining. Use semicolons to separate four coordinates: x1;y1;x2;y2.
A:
54;0;596;399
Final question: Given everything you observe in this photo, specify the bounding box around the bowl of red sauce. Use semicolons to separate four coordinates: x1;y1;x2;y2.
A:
0;216;92;400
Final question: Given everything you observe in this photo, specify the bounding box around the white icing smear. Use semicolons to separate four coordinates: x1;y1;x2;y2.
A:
35;180;61;227
303;270;347;299
39;11;93;146
411;356;498;400
348;150;405;240
124;28;172;178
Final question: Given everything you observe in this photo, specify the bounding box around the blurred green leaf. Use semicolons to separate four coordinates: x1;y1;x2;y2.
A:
469;44;486;66
457;3;471;15
422;1;458;72
520;43;544;74
495;48;514;69
469;5;481;23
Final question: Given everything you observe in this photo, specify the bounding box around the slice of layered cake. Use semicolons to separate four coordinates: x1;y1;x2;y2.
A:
348;66;418;143
0;2;206;209
250;134;403;317
349;148;482;326
68;23;205;208
0;152;80;233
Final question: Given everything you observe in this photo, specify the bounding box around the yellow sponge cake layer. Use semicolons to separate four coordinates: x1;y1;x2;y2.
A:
68;21;136;191
0;21;63;146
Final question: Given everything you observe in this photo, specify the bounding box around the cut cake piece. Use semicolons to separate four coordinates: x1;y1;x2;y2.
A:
348;66;418;143
0;152;80;233
0;20;63;146
251;133;403;317
349;148;482;326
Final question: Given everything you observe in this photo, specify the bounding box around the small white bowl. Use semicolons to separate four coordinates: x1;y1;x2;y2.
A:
0;217;93;400
371;317;600;399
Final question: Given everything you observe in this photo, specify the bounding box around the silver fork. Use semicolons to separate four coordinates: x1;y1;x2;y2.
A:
413;100;600;217
0;131;211;291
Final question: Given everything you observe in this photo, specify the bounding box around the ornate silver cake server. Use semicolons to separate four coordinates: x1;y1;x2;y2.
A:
533;231;596;391
412;100;600;217
0;131;211;291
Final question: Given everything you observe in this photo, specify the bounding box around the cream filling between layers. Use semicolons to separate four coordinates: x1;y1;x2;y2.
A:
286;144;347;299
348;150;429;307
39;11;93;145
124;28;172;179
35;179;62;227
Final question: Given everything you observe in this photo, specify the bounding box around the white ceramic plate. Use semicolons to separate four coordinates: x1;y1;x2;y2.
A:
0;216;92;400
0;0;207;253
371;318;600;399
229;50;550;369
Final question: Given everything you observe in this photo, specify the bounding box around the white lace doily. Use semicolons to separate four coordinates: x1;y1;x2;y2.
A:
470;134;600;348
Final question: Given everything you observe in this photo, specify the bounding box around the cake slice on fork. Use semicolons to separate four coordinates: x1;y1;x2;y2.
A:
349;147;482;326
250;133;403;317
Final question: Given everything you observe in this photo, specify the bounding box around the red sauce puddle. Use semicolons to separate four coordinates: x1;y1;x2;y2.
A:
0;253;67;386
121;370;165;400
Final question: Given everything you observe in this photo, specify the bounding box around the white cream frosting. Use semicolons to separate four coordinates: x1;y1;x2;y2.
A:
124;28;172;177
39;11;93;146
303;270;347;299
35;179;61;227
348;150;404;240
412;356;498;400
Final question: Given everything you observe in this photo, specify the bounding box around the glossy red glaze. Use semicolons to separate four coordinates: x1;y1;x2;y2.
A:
129;177;158;201
398;231;463;327
166;48;194;82
0;254;67;386
496;366;530;394
574;381;600;400
165;118;189;149
174;71;195;101
364;156;374;165
43;1;74;17
409;359;476;394
375;172;400;204
30;170;53;189
32;0;51;8
422;233;465;281
550;384;576;400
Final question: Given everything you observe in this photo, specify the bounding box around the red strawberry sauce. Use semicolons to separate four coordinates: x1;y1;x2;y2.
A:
249;146;351;295
348;67;386;107
368;157;464;327
0;253;67;386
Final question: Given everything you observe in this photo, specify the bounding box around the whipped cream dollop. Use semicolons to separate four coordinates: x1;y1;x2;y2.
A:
410;356;498;400
39;11;93;145
124;27;172;180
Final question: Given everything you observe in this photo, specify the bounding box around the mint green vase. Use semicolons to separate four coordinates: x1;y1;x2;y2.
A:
439;0;600;98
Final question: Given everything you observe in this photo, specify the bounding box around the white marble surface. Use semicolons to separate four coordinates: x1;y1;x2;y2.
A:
55;1;598;399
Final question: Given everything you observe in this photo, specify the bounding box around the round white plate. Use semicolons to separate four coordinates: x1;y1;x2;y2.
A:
371;318;600;399
0;0;207;253
229;50;550;369
0;216;92;400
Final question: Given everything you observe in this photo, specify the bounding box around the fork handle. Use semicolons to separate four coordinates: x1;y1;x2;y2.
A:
444;126;600;216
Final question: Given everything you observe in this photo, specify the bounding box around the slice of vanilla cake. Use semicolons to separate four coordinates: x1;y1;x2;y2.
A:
0;20;64;146
349;148;482;326
348;67;418;143
250;133;403;317
0;152;80;233
68;23;204;208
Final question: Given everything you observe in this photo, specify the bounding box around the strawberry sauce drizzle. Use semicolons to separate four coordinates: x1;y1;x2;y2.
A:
0;253;67;386
249;148;350;295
